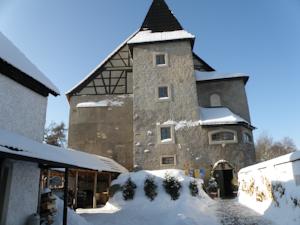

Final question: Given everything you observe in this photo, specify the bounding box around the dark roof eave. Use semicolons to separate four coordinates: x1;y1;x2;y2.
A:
196;76;249;85
201;122;256;130
0;57;59;97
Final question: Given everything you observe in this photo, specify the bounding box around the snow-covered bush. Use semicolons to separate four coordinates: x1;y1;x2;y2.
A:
109;184;121;197
122;178;137;201
144;176;158;201
206;177;218;193
163;173;181;200
189;180;199;197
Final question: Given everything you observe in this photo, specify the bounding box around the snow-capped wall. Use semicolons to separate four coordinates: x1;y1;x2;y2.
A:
238;151;300;225
0;74;47;142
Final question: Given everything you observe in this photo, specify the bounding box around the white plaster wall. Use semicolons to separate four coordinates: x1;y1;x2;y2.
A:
3;160;40;225
0;74;48;142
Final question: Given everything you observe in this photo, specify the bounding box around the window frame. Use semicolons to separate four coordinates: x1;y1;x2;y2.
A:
160;155;177;166
208;129;238;145
156;85;171;102
153;52;168;67
157;124;175;144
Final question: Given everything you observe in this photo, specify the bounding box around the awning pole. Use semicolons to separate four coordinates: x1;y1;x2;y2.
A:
93;171;97;208
74;170;78;209
63;168;69;225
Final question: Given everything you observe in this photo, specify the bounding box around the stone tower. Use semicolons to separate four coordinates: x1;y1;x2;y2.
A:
66;0;256;182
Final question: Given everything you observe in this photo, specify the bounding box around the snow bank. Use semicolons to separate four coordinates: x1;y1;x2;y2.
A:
78;170;219;225
53;196;91;225
238;152;300;225
0;31;60;94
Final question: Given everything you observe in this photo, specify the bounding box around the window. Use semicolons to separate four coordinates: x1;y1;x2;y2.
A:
156;54;166;65
161;127;171;140
158;86;169;99
208;130;237;145
154;53;168;66
210;94;221;107
161;155;176;165
243;132;253;144
158;125;174;144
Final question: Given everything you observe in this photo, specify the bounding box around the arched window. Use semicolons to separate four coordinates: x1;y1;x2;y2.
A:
210;94;221;107
243;132;253;144
208;130;238;145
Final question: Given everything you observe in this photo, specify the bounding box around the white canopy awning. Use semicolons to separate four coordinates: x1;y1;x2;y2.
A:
0;128;127;173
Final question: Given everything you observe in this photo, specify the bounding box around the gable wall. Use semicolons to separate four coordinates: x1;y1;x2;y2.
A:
68;95;133;170
0;74;47;142
196;79;251;122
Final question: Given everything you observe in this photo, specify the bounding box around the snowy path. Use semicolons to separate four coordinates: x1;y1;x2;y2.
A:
215;199;275;225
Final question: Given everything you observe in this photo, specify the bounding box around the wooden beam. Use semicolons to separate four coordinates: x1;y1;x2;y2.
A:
74;170;78;209
93;172;97;208
63;168;69;225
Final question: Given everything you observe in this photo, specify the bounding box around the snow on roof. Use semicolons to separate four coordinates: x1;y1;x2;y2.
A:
199;107;250;126
0;128;127;173
127;30;195;45
239;150;300;173
0;32;60;95
77;99;124;108
195;71;248;83
66;31;138;95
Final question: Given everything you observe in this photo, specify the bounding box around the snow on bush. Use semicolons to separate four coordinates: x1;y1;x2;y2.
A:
144;176;158;201
122;178;137;200
163;173;182;200
78;170;219;225
189;180;199;197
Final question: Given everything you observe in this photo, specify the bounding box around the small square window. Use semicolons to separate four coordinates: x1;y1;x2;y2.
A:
158;86;169;99
161;156;176;165
156;54;166;65
161;127;171;141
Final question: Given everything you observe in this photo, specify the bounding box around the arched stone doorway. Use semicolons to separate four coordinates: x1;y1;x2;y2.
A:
212;160;236;198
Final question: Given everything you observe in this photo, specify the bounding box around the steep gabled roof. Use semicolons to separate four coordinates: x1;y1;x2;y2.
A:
141;0;183;32
0;32;60;96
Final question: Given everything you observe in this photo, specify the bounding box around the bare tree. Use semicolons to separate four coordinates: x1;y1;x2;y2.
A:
44;122;67;147
255;134;296;162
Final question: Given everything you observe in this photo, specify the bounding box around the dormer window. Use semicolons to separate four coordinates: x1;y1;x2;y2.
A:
154;53;168;66
210;94;221;107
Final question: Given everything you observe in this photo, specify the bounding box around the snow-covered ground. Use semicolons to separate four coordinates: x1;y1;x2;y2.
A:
238;151;300;225
77;169;219;225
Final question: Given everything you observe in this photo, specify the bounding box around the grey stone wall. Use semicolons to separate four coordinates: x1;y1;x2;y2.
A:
196;79;251;122
132;40;200;169
68;94;133;170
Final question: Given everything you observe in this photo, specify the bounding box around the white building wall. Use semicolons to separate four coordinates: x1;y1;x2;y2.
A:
0;74;48;142
0;74;47;224
2;160;40;225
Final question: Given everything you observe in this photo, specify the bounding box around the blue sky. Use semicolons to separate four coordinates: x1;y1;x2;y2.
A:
0;0;299;148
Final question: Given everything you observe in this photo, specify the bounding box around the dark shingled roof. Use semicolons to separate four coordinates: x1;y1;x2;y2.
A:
141;0;183;32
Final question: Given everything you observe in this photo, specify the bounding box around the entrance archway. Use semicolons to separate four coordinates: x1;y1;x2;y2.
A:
212;160;235;198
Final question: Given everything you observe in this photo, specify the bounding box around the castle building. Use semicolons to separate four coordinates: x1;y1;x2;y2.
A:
67;0;256;193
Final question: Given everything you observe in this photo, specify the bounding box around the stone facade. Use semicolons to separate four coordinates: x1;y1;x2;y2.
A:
66;0;256;178
68;95;134;170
